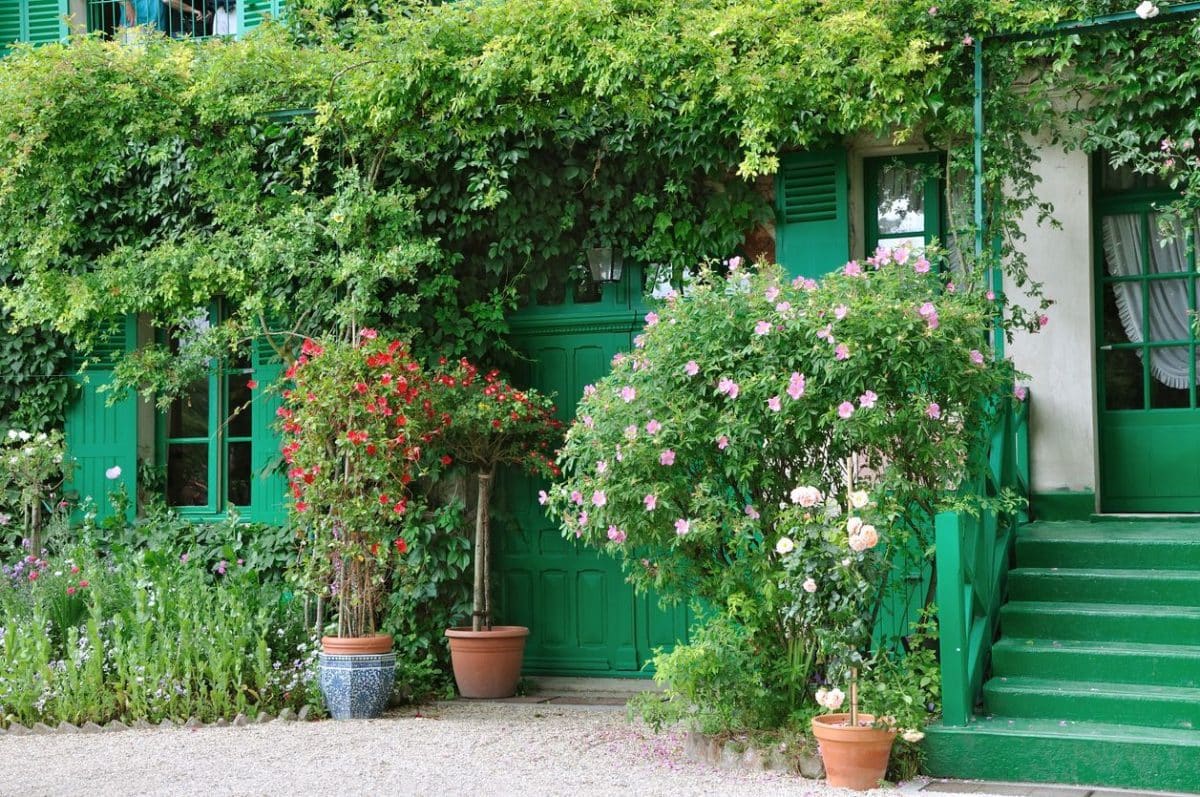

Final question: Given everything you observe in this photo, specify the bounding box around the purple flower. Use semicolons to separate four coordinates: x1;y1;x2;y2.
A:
744;505;760;520
970;350;985;366
838;402;855;419
591;490;607;507
684;361;699;377
926;402;942;419
571;490;584;505
644;494;657;511
660;449;676;466
717;378;740;399
620;386;636;403
645;312;659;327
607;526;627;543
645;419;662;435
859;390;878;409
754;320;772;336
844;261;863;277
914;256;931;274
835;343;850;361
215;560;228;575
583;384;596;396
1014;385;1028;402
674;518;691;536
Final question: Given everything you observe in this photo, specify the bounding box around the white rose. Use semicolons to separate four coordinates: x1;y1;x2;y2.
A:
790;485;822;507
802;577;817;593
848;490;870;509
5;430;16;440
846;516;863;535
815;687;828;707
859;524;879;549
17;431;31;442
105;465;122;480
824;687;845;710
902;729;925;743
775;536;795;555
1135;1;1160;19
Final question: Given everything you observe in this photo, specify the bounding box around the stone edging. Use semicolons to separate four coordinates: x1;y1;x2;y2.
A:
682;730;825;779
0;706;312;736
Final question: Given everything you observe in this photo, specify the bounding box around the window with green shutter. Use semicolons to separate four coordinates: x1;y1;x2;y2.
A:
863;152;944;255
774;149;850;279
1;0;67;54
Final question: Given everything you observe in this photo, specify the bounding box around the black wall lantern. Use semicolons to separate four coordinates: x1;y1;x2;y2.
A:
586;246;624;284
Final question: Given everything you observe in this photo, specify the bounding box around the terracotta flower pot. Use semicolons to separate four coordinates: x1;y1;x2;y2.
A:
318;634;395;720
444;626;529;698
811;713;897;790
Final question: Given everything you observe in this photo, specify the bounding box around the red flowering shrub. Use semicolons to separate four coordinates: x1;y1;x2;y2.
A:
282;332;448;638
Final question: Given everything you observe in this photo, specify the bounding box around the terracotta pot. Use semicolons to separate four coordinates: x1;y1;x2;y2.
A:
318;634;395;720
811;713;897;790
444;626;529;698
321;634;394;655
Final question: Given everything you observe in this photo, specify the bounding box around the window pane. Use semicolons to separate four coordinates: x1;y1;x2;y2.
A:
1149;348;1193;408
1103;282;1143;345
168;444;209;506
227;442;252;506
1148;278;1191;344
876;164;926;235
1104;349;1144;411
573;274;602;304
169;379;209;438
227;375;252;438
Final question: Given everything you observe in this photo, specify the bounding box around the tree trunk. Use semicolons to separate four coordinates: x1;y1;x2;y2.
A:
472;472;492;632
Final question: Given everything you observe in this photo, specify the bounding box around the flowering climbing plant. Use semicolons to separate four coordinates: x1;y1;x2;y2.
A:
281;333;448;639
548;250;1016;733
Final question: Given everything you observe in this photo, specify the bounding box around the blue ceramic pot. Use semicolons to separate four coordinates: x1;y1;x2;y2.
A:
318;650;395;720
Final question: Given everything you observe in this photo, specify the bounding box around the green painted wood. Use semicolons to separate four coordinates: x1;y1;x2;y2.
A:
1;0;66;55
64;316;138;524
240;0;284;32
495;267;689;677
1016;522;1200;570
774;149;849;279
992;638;1200;688
923;717;1200;792
1000;600;1200;645
1030;490;1095;521
983;676;1200;729
248;336;287;525
1008;566;1200;606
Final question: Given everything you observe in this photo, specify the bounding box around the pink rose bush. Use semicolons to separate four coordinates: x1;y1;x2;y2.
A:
546;250;1015;734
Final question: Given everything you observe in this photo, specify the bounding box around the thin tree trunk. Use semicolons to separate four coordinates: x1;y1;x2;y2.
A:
472;472;491;632
482;469;494;630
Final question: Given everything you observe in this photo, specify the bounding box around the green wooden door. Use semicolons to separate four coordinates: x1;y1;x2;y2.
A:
1097;207;1200;512
492;269;689;676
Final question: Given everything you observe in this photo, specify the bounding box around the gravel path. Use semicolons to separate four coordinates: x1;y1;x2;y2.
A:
5;701;969;797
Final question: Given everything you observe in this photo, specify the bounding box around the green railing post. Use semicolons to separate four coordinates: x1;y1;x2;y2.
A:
935;509;970;726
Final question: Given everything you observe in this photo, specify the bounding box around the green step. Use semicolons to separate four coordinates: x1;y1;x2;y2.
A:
1017;522;1200;570
1001;600;1200;645
983;676;1200;730
1008;567;1200;606
923;716;1200;792
992;638;1200;688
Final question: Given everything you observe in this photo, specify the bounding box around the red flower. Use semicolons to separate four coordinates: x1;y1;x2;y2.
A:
66;586;76;596
78;580;89;588
296;502;309;512
360;328;378;340
366;444;377;455
355;382;369;394
393;500;408;515
491;419;502;429
369;543;380;556
246;379;258;390
440;454;453;466
379;494;390;505
347;430;369;444
394;538;408;554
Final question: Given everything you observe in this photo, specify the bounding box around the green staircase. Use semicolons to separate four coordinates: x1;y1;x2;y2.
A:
925;519;1200;793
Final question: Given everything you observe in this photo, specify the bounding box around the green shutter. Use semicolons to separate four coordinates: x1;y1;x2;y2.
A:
249;335;287;524
64;316;138;524
241;0;284;33
775;149;850;279
25;0;67;44
0;4;20;55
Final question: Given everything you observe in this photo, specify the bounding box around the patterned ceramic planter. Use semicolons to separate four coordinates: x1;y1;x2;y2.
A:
318;635;395;720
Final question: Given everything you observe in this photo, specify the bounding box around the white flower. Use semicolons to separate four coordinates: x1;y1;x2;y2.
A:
1135;1;1159;19
35;432;47;442
802;577;817;593
5;430;16;440
775;536;795;555
822;687;846;710
790;485;822;507
846;516;863;535
902;729;926;743
16;430;31;442
105;465;122;480
848;490;870;509
0;513;10;526
815;687;829;707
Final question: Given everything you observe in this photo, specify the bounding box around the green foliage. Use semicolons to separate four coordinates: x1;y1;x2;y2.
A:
0;428;68;553
0;311;73;432
0;543;320;726
282;334;447;638
549;252;1013;734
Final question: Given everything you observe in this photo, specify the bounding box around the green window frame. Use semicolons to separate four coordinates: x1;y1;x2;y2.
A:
156;304;256;518
863;152;944;255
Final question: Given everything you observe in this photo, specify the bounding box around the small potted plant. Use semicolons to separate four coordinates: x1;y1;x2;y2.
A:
432;359;561;698
282;332;446;718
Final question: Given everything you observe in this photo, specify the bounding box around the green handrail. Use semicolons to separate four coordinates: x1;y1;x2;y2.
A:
935;389;1030;726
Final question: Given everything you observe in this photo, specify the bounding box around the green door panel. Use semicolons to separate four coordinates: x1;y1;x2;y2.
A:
494;271;689;677
1101;410;1200;512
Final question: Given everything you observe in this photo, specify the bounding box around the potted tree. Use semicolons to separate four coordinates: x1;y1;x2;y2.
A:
282;332;446;718
433;359;561;698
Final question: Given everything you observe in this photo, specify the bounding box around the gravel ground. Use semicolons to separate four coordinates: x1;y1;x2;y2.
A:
4;701;968;797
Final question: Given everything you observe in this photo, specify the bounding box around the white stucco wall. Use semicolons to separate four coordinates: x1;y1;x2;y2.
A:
1009;141;1096;495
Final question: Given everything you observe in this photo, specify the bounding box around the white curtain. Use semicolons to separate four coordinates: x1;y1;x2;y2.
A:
1102;214;1197;390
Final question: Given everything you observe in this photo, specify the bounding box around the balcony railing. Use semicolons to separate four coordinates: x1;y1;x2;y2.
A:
86;0;283;41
